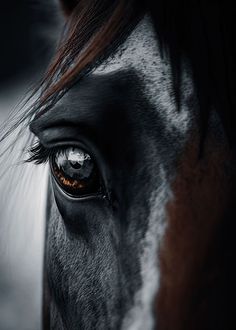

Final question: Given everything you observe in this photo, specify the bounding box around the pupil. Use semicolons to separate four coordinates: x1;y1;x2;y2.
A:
56;147;95;180
69;161;82;169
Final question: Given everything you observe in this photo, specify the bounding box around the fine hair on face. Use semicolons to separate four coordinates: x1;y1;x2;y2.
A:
0;1;236;330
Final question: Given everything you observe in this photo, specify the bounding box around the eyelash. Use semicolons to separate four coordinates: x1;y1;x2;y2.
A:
27;141;61;165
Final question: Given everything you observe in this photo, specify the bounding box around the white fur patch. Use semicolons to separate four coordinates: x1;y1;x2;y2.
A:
94;15;193;329
121;167;172;330
94;16;194;135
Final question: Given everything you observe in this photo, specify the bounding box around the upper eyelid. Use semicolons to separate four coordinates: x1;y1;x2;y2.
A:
29;70;137;144
30;124;98;152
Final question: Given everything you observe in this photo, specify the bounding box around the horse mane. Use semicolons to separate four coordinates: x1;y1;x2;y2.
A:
0;0;235;146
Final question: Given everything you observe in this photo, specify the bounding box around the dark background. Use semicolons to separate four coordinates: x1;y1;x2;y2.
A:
0;0;60;91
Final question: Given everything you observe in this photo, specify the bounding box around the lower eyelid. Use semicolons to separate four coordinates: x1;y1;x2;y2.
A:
50;172;107;202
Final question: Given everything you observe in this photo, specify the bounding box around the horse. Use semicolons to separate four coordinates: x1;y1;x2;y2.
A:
1;0;236;329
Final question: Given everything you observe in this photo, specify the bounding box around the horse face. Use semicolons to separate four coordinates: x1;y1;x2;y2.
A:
31;15;233;330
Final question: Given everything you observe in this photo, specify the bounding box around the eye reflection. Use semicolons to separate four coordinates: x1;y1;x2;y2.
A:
51;147;102;198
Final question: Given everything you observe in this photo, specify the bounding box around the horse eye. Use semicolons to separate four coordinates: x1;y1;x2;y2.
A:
50;147;102;198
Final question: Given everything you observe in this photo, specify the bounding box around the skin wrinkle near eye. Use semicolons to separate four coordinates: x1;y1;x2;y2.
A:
94;15;195;135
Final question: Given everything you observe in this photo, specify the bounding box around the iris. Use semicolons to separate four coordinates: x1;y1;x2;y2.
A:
51;147;101;198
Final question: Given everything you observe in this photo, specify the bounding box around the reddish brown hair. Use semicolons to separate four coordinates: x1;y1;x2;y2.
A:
38;0;144;110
